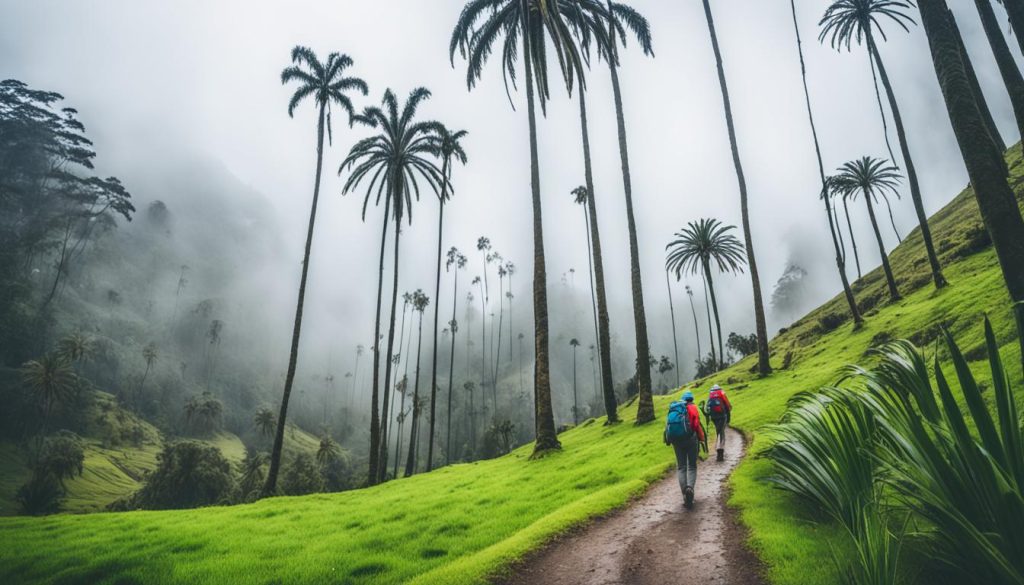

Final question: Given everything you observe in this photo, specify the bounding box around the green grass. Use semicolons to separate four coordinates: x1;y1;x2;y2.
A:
1;150;1022;585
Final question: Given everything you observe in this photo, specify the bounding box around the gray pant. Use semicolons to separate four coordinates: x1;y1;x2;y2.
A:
712;416;728;451
672;436;698;493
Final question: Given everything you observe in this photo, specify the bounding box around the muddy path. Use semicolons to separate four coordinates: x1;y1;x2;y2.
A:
498;428;763;585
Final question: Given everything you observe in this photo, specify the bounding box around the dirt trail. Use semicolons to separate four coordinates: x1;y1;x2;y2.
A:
498;428;763;585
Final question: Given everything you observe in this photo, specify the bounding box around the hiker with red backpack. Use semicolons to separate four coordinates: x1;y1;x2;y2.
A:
704;384;732;462
663;390;706;509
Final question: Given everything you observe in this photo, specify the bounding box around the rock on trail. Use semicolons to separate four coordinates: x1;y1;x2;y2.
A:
498;428;763;585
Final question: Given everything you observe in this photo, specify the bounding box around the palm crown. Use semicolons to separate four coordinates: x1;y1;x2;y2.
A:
592;1;654;65
818;0;916;51
281;46;369;142
665;218;747;280
833;156;902;202
447;247;468;271
450;0;607;110
341;88;446;224
433;126;469;202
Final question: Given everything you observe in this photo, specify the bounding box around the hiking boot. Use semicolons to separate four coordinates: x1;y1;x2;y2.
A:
716;448;724;462
684;486;694;509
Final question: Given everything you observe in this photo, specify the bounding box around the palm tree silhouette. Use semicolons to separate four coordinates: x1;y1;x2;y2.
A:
700;0;771;375
427;127;467;472
835;156;903;301
572;186;617;422
452;0;599;454
445;248;468;464
254;407;276;439
789;0;864;326
820;0;946;289
915;0;1024;374
264;46;367;496
685;285;702;367
404;290;430;477
666;219;747;371
386;292;412;466
138;343;157;408
569;338;581;425
341;88;444;484
57;333;94;374
21;354;77;434
590;0;656;422
664;268;681;387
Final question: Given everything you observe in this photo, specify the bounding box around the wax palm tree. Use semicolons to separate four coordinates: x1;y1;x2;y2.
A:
664;268;681;388
588;0;657;421
56;333;94;372
831;177;864;279
445;248;468;464
405;290;430;477
452;0;603;453
386;292;412;460
915;0;1024;369
972;0;1024;149
569;338;581;425
835;157;902;301
820;0;947;289
700;0;771;375
21;354;77;430
350;344;364;411
138;343;157;407
493;254;507;410
253;407;276;439
572;186;617;422
427;127;468;472
316;435;340;467
264;46;367;496
947;8;1006;156
666;219;747;371
341;87;445;484
685;285;702;367
464;380;477;456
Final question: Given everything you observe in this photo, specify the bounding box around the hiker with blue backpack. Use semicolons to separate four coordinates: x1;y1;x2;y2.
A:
663;390;706;509
703;384;732;462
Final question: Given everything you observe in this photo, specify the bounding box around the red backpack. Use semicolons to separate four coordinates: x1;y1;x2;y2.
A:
707;389;727;417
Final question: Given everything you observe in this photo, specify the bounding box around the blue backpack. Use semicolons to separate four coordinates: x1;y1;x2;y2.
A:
665;401;694;441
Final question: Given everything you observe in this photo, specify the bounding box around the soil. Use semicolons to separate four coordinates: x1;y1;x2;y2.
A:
497;428;765;585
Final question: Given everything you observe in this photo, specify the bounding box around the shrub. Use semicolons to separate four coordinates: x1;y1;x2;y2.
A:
281;453;322;496
817;312;847;333
16;472;64;516
130;441;236;510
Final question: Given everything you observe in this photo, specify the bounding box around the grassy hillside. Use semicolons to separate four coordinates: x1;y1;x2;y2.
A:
1;150;1022;584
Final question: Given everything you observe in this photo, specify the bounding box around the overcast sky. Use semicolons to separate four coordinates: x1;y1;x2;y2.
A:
2;0;1020;380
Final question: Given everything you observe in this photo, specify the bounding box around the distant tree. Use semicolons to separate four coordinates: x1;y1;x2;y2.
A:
35;432;85;488
569;338;581;425
464;380;478;457
834;157;903;301
184;392;223;437
237;451;267;502
56;333;94;372
20;354;78;431
264;46;368;497
341;88;444;485
656;356;675;391
727;333;759;360
700;0;772;375
253;407;276;439
316;435;340;467
427;126;467;472
16;472;64;516
685;285;702;369
205;320;223;390
666;219;747;371
771;264;809;321
137;343;157;408
820;0;947;289
131;441;235;509
405;290;430;477
281;453;324;496
444;247;468;464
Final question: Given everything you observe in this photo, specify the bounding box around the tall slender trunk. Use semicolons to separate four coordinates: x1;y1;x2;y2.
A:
577;89;618;423
478;279;487;417
703;263;726;369
386;300;409;468
884;197;903;242
864;191;901;301
687;291;702;367
351;349;361;413
492;276;505;416
918;0;1024;374
665;271;681;387
702;0;771;375
702;273;717;369
843;197;863;279
605;4;654;422
365;196;391;486
953;8;1008;153
867;28;947;289
997;0;1024;58
523;3;559;454
446;269;459;464
571;345;578;425
264;104;326;496
790;0;862;325
428;161;449;472
377;209;403;483
405;309;425;477
833;204;847;264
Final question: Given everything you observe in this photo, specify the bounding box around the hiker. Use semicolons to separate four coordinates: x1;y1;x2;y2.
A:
704;384;732;462
664;390;706;509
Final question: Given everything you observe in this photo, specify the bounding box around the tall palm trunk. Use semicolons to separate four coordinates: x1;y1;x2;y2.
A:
577;88;618;422
405;308;425;477
365;195;392;486
702;274;717;368
884;197;902;242
492;276;505;412
703;262;726;369
427;159;450;472
843;197;863;279
351;349;361;413
866;27;947;289
478;279;487;416
917;0;1024;374
522;5;559;454
687;290;702;366
377;204;404;483
445;269;459;464
264;104;326;496
386;300;409;466
998;0;1024;57
869;55;900;166
702;0;772;375
789;0;861;325
606;3;654;422
954;8;1010;153
665;271;681;387
864;191;901;301
571;345;578;425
